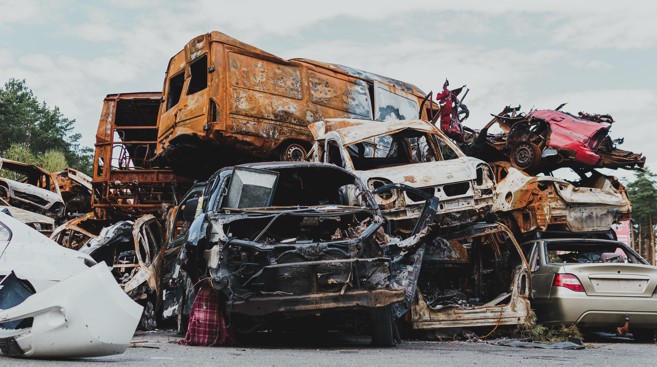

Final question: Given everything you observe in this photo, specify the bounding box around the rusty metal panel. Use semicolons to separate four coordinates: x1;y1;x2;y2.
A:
228;52;302;100
308;71;372;118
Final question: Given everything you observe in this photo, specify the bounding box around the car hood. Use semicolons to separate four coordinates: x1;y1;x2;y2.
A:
0;212;94;291
354;157;480;188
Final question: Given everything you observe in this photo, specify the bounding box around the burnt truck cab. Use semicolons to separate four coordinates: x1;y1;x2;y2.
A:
167;162;437;346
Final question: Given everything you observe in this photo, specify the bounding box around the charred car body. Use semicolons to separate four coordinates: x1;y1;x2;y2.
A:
409;223;531;332
0;158;65;221
492;162;631;237
155;31;434;177
466;106;646;173
50;214;165;330
166;162;439;346
309;118;495;235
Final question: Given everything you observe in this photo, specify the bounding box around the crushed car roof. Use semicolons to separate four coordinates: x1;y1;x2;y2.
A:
309;118;443;146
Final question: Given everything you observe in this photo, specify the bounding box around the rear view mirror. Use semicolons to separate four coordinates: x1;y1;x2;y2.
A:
224;168;279;209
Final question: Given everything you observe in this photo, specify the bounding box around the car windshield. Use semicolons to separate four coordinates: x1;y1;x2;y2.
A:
221;166;369;210
346;130;456;170
546;242;644;264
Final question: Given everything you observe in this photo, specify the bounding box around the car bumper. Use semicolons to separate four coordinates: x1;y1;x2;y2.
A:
534;289;657;328
230;289;405;316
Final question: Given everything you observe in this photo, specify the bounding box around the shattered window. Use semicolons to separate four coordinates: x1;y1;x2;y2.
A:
166;71;184;111
435;136;459;160
348;132;441;170
405;135;436;163
187;54;208;95
0;221;10;241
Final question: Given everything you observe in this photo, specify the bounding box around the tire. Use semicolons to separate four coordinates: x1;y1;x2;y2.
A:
632;328;655;343
139;299;157;331
510;142;541;171
371;306;396;347
279;142;308;161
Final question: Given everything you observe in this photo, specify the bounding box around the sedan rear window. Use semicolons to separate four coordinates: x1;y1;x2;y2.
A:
546;242;644;264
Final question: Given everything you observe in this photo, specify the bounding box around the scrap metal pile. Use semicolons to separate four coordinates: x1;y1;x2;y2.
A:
1;30;653;358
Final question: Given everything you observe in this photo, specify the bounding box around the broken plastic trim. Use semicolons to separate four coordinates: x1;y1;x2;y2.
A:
0;264;142;358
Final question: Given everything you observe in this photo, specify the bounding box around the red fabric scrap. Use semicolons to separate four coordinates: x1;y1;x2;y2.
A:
180;281;231;346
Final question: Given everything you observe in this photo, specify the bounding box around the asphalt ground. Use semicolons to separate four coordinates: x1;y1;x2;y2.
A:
0;330;655;367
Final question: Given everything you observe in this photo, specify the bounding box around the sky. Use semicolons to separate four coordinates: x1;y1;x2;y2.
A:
1;0;656;181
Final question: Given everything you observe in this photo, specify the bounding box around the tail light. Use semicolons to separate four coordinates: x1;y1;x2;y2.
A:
553;273;584;292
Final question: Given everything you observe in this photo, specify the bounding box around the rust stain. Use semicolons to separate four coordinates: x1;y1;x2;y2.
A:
404;175;417;183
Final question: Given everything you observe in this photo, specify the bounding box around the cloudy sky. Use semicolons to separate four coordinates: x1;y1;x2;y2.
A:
1;0;655;180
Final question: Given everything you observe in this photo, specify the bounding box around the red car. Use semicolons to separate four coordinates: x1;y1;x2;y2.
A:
467;106;645;172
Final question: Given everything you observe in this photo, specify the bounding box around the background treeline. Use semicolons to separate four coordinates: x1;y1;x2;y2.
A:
0;78;92;174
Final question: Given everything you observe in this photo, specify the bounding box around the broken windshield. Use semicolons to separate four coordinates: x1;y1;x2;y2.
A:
346;131;440;170
220;165;370;210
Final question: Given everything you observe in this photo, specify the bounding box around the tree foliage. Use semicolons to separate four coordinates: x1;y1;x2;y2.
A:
626;169;657;240
0;79;92;174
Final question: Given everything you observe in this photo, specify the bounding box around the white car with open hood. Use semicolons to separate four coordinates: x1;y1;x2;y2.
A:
310;118;495;235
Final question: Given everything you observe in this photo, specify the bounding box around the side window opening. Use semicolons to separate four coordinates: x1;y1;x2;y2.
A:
435;136;459;160
166;72;185;111
187;54;208;95
327;141;344;168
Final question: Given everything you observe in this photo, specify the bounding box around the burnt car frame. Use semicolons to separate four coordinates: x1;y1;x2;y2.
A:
50;213;166;330
492;162;631;237
309;118;495;235
408;222;532;333
166;162;439;346
467;106;645;173
0;158;65;220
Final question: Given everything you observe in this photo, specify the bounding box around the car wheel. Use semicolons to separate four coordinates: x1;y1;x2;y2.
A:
279;142;308;162
510;142;541;171
632;328;655;343
371;305;396;347
139;299;157;331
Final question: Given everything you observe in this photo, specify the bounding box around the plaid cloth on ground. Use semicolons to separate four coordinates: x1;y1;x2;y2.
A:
180;281;231;346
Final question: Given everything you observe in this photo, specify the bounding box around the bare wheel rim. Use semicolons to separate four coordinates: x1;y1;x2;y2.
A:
282;143;307;161
513;143;536;169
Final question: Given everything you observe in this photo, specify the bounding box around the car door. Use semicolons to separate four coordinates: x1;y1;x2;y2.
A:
527;241;557;301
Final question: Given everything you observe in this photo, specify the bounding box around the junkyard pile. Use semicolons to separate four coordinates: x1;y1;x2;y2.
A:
0;30;653;358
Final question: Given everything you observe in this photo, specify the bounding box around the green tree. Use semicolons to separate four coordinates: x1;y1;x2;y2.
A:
39;150;68;172
626;169;657;252
0;79;92;174
3;144;37;165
